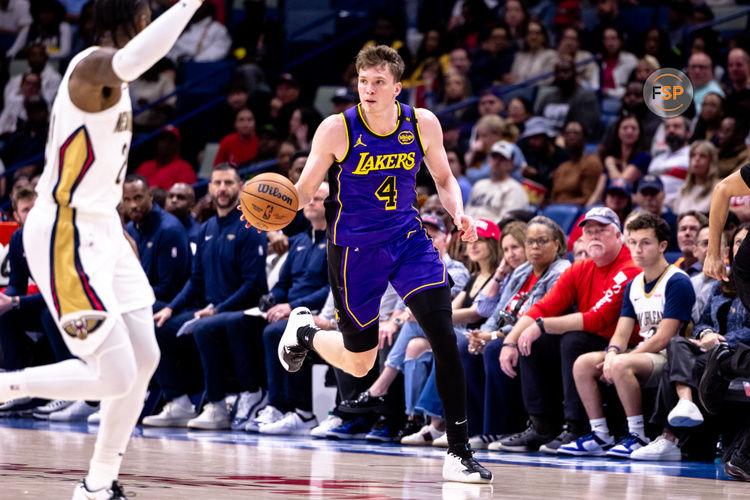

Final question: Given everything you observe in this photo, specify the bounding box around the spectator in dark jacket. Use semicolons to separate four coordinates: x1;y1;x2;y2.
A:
122;175;190;306
144;165;267;431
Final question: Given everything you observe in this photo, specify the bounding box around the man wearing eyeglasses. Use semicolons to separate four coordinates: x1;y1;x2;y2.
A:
497;206;640;454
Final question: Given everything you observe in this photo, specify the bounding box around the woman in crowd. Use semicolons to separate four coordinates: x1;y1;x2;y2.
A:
593;115;651;202
507;19;556;85
214;107;259;167
600;26;637;100
507;96;533;135
460;217;570;449
503;0;528;51
400;219;505;446
690;92;723;143
555;26;598;90
672;140;719;214
288;106;322;152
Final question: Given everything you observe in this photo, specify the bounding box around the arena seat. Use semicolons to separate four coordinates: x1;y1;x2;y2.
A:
542;204;582;234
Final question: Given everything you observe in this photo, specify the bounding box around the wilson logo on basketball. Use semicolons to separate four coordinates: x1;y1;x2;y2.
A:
398;131;415;145
256;183;294;206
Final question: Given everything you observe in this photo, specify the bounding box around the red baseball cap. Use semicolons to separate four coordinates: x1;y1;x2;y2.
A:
475;218;501;241
159;124;181;141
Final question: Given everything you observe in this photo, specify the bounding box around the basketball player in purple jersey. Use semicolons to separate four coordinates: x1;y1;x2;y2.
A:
277;45;492;483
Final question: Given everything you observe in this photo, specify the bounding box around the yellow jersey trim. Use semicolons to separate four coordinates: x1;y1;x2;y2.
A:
357;102;402;138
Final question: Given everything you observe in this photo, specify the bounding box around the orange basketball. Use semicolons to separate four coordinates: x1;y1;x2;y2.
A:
240;173;299;231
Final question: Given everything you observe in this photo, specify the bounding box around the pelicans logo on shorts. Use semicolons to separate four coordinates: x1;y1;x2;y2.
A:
61;311;107;340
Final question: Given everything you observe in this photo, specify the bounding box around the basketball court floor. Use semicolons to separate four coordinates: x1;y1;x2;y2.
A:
0;418;744;499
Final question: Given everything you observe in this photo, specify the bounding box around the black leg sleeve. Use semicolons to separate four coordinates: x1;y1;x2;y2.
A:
733;234;750;312
407;285;469;453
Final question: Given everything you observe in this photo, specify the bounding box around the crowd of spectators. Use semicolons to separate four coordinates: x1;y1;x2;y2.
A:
1;0;750;483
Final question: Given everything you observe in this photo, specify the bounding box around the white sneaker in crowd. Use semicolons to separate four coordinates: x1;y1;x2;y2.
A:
32;400;73;420
311;414;343;438
630;434;682;461
259;411;318;435
48;400;98;422
245;405;283;432
231;389;267;431
142;395;197;427
88;410;101;425
187;402;231;430
667;399;704;428
401;424;445;445
433;433;449;447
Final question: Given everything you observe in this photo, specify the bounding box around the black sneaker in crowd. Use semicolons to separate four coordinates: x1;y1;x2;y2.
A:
726;450;750;482
366;415;400;442
339;391;386;414
494;423;558;452
539;425;580;454
699;342;734;415
395;417;425;442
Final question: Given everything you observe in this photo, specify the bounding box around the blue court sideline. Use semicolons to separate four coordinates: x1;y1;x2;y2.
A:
0;417;735;482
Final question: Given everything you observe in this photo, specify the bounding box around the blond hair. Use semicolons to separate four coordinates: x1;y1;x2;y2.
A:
355;45;405;82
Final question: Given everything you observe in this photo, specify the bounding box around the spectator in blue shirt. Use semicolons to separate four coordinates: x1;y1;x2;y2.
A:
122;175;190;306
165;182;202;247
143;165;267;430
248;182;330;436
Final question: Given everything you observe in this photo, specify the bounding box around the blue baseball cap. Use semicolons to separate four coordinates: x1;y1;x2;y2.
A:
578;206;621;230
637;174;664;193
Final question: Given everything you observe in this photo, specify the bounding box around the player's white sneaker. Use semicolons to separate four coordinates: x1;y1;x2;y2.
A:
142;396;197;427
259;411;318;435
278;307;315;372
187;402;231;430
442;452;493;484
71;479;130;499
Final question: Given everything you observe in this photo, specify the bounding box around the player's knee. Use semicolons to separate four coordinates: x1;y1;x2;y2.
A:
348;351;376;377
103;360;138;397
139;337;161;377
405;337;430;359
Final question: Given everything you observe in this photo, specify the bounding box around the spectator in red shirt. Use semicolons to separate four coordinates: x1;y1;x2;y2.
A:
497;206;641;454
135;125;197;190
214;107;258;167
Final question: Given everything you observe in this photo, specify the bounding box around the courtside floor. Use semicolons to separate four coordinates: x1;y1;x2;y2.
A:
0;417;745;499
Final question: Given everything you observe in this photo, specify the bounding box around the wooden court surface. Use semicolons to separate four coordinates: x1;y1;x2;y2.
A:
0;424;746;499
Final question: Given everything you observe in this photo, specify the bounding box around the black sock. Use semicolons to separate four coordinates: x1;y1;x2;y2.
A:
447;421;471;459
297;325;319;350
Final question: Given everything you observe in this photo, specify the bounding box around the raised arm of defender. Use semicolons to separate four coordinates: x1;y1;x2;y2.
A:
705;170;750;282
69;0;203;108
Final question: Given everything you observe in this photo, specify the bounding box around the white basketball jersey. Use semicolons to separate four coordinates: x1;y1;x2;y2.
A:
629;266;687;344
35;46;132;215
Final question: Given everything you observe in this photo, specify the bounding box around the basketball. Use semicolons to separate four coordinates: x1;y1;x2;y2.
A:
240;172;299;231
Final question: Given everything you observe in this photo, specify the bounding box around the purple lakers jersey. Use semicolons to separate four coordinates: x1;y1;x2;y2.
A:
325;102;425;247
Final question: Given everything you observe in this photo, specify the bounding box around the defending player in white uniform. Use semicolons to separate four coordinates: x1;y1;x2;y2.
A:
0;0;205;498
557;212;695;458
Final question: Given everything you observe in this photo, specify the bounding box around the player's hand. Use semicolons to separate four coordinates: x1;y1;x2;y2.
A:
237;207;263;233
500;344;519;378
455;213;477;242
267;303;292;323
154;307;173;327
704;253;728;282
518;322;542;356
378;321;397;349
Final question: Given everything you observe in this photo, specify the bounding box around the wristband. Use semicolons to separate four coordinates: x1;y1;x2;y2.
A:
11;296;19;310
502;343;518;349
490;331;498;340
697;329;712;340
605;345;621;354
493;276;503;283
535;317;545;334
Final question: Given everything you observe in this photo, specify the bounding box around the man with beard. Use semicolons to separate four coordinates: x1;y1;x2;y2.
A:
535;58;600;139
497;207;640;454
122;175;190;306
648;116;691;205
146;165;267;429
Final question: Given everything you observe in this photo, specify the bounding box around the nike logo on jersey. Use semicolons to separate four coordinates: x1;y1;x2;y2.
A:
205;235;213;241
353;134;367;148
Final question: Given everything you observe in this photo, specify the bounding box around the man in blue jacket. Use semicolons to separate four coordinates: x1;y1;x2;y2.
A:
248;182;330;436
145;165;268;429
123;175;190;306
0;185;71;416
165;182;202;247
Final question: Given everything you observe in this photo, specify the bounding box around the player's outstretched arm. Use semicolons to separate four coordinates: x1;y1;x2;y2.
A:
295;114;346;207
416;108;476;241
706;170;750;281
71;0;203;91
